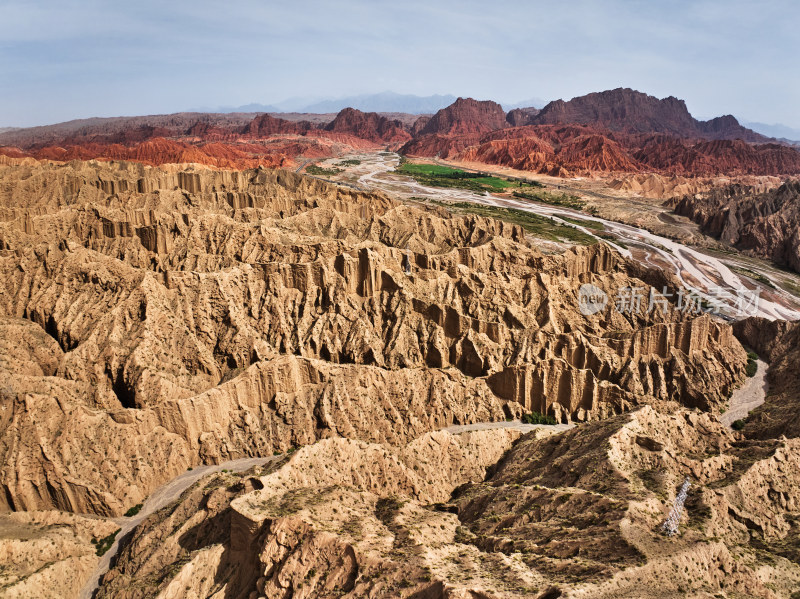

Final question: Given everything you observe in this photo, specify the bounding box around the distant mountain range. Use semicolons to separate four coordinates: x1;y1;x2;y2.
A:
502;97;547;111
190;103;282;114
743;121;800;144
5;88;800;179
297;92;458;114
199;92;460;115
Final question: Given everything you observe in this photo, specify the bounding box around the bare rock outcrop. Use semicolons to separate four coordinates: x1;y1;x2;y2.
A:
95;428;525;599
531;88;767;141
0;511;118;598
670;179;800;273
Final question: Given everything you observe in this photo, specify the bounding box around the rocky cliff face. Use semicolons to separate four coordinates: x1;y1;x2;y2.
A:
0;137;294;169
633;136;800;176
399;98;510;158
670;179;800;272
506;107;540;127
0;159;747;516
0;510;119;598
432;125;800;177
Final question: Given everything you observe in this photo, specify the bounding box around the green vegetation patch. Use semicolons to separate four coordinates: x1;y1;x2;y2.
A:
746;359;758;378
306;164;342;176
782;277;800;297
396;161;539;193
730;266;777;289
92;529;119;556
521;411;557;425
512;189;586;211
427;200;597;245
336;159;361;166
375;496;406;525
124;503;143;517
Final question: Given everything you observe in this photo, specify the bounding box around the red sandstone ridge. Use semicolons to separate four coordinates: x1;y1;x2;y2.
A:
0;138;289;169
243;113;314;137
453;123;800;177
400;98;509;158
531;88;767;141
418;97;508;136
559;134;641;172
505;107;540;127
324;108;411;144
3;89;799;177
633;136;800;176
185;121;237;141
458;126;641;176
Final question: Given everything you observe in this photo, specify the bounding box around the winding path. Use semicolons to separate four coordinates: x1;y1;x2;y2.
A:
77;420;566;598
78;456;280;599
79;394;765;598
720;358;769;428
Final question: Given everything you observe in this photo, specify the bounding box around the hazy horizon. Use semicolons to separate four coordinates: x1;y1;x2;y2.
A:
1;0;798;129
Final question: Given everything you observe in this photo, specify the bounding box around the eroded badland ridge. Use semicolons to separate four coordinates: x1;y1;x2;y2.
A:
1;90;800;599
0;159;747;517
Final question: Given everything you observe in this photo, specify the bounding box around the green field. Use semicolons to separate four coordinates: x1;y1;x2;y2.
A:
426;200;597;245
512;189;586;211
396;162;539;193
306;164;342;176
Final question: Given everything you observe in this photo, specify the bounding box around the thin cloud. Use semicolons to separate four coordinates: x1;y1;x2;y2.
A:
0;0;797;127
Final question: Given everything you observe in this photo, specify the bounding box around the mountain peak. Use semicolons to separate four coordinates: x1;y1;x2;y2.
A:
419;97;508;136
532;88;764;140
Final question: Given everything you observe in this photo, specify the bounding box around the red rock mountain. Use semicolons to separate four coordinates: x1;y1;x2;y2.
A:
418;97;508;136
0;137;287;169
323;108;411;143
505;107;540;127
633;136;800;175
243;113;313;136
399;94;800;177
3;90;799;177
458;125;641;175
532;88;767;141
439;120;800;177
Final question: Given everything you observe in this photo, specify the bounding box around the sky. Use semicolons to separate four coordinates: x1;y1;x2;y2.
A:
1;0;798;128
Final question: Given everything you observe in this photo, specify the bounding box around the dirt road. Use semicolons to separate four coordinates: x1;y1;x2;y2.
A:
720;359;768;428
78;456;280;599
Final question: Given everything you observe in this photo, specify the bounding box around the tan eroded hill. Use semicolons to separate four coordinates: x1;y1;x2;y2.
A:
0;160;748;518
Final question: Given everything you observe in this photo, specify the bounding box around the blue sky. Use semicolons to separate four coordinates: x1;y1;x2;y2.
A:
1;0;798;128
